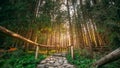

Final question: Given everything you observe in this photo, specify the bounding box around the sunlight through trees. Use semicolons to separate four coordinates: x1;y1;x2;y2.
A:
0;0;120;68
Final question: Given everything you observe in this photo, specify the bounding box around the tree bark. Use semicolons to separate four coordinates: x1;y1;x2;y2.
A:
67;0;74;59
0;26;39;45
93;47;120;68
0;26;68;48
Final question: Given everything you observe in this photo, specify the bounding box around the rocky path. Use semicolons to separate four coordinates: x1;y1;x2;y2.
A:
37;53;75;68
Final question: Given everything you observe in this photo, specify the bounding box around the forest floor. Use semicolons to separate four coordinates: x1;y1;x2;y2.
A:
37;53;75;68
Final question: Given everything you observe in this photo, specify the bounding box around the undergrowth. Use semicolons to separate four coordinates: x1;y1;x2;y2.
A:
0;49;46;68
66;49;120;68
100;59;120;68
66;51;95;68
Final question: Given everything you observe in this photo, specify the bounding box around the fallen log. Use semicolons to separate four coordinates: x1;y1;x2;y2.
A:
93;47;120;68
0;26;40;46
0;26;70;48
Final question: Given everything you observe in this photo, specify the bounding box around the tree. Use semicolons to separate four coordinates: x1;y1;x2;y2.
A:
93;47;120;68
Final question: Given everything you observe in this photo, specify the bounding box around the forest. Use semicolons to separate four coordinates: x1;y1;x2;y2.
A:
0;0;120;68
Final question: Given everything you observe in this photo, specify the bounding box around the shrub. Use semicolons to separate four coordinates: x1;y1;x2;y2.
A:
0;49;46;68
66;50;95;68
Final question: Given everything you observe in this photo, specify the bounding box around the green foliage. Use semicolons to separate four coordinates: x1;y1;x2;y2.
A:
1;37;14;49
41;0;56;13
101;59;120;68
0;0;35;30
66;50;96;68
66;50;120;68
89;0;120;49
0;31;6;46
36;14;51;28
0;49;46;68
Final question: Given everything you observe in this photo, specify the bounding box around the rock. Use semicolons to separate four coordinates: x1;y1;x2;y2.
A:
40;60;46;64
57;66;65;68
63;64;74;67
53;53;62;57
63;57;67;60
49;60;55;64
37;64;45;68
48;66;54;68
46;63;51;66
64;60;68;64
58;59;64;65
37;53;75;68
66;64;74;68
61;53;66;57
54;61;61;66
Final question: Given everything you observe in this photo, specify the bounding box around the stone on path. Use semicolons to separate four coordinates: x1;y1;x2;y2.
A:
37;53;75;68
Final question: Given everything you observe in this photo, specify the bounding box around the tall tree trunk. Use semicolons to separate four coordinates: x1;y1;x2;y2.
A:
67;0;74;59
